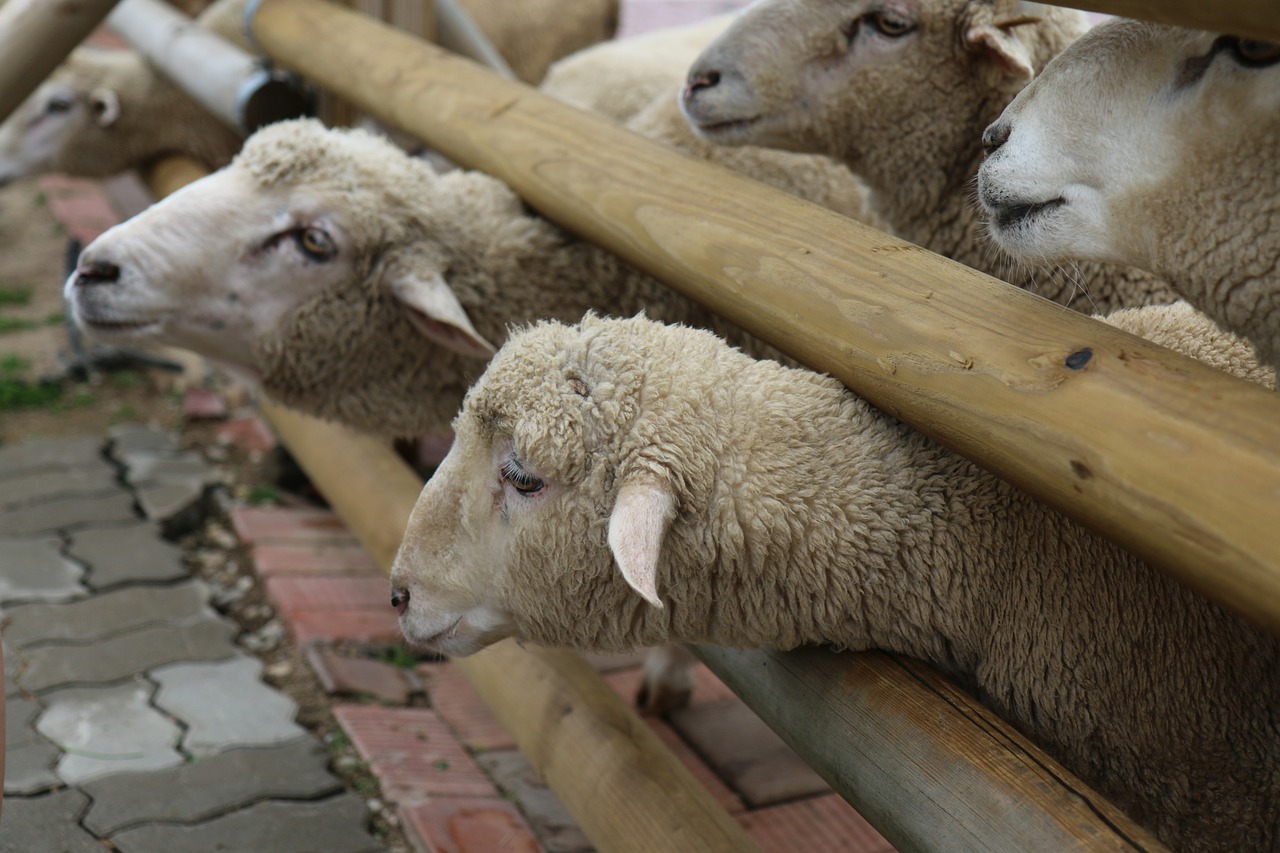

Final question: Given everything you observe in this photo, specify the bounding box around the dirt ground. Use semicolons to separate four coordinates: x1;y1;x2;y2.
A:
0;175;412;849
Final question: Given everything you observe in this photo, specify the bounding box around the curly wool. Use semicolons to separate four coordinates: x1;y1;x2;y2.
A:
448;309;1278;852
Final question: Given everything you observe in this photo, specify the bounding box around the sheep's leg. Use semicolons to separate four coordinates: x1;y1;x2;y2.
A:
636;643;697;715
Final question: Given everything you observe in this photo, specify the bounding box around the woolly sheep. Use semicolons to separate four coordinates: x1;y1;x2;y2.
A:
0;0;617;184
677;0;1181;312
390;304;1278;852
0;47;244;183
977;19;1280;372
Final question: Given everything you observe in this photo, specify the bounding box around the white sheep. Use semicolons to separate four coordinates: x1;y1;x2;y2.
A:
977;19;1280;372
677;0;1182;311
0;0;618;184
0;47;244;184
390;304;1278;853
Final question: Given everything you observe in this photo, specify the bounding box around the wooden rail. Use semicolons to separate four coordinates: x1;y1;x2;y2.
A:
0;0;124;122
249;0;1280;635
1055;0;1280;42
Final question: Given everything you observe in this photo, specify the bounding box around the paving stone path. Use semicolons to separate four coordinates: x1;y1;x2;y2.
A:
0;428;384;853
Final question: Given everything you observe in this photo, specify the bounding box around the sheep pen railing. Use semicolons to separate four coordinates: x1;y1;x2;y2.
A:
11;0;1277;849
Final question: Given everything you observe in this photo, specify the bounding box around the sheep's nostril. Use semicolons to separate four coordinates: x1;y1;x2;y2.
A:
981;120;1012;158
74;260;121;287
683;69;721;100
390;586;410;616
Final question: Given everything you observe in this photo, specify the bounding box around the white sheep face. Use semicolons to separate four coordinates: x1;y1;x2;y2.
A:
0;78;118;185
64;167;359;380
678;0;1072;163
978;21;1280;270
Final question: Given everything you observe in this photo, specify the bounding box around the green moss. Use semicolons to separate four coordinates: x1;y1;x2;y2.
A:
0;317;39;334
0;286;33;306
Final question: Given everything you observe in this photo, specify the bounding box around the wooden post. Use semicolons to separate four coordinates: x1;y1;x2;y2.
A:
106;0;309;132
1054;0;1280;42
249;0;1280;635
0;0;125;123
695;646;1166;852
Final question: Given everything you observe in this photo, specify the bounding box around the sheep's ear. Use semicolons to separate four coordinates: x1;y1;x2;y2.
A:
964;22;1037;80
89;88;120;127
608;481;676;609
386;269;498;359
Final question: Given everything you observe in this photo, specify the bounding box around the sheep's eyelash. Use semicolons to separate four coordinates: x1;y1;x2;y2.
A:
499;456;544;495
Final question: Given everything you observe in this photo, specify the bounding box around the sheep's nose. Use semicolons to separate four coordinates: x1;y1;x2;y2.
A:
390;586;410;616
683;68;721;101
74;260;120;287
982;120;1012;157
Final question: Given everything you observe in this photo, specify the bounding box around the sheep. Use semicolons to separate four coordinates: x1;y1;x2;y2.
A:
0;47;245;184
677;0;1182;312
389;305;1278;853
977;19;1280;373
0;0;618;185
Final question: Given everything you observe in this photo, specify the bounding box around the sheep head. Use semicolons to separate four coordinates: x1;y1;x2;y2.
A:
977;20;1280;367
390;314;752;657
679;0;1085;179
0;51;124;185
65;119;501;433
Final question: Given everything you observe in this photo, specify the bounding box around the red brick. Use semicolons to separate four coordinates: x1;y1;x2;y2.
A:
215;415;278;454
333;705;496;803
417;662;516;751
307;647;414;704
231;506;356;545
250;541;381;577
288;608;402;644
602;660;736;709
182;386;228;420
38;175;121;243
645;715;745;815
400;797;540;853
265;576;390;612
580;649;649;672
668;698;829;808
738;793;896;853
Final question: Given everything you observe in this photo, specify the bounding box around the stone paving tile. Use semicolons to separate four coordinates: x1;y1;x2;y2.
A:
37;681;184;784
668;697;830;808
4;695;60;794
0;436;104;478
151;655;306;755
252;541;381;576
120;450;217;486
108;794;384;853
81;738;344;835
417;662;517;751
109;423;180;455
288;607;403;644
334;704;497;803
400;797;541;853
266;575;392;611
0;493;138;537
644;713;745;815
476;750;592;853
16;617;238;692
232;505;358;544
308;646;415;704
0;788;103;853
67;521;190;587
3;580;213;647
0;536;87;603
0;466;120;509
738;793;896;853
135;479;210;533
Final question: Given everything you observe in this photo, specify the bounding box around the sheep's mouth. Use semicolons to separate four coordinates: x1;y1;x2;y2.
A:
991;197;1065;232
413;615;463;649
692;114;762;140
80;316;161;335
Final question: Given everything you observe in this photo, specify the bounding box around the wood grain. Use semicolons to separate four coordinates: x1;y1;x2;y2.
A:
252;0;1280;635
697;646;1168;852
0;0;124;123
1056;0;1280;41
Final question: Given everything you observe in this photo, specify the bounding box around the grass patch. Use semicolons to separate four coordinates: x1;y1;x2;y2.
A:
0;317;39;334
0;378;63;409
110;403;140;423
246;484;280;506
109;370;144;389
0;285;33;306
377;646;418;670
1;354;31;374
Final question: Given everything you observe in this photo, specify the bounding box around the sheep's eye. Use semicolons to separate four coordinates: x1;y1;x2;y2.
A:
296;227;336;261
1229;38;1280;67
868;11;915;37
46;97;73;115
500;457;544;496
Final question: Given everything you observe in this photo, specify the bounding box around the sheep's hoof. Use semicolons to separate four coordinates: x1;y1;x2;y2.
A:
634;678;693;717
